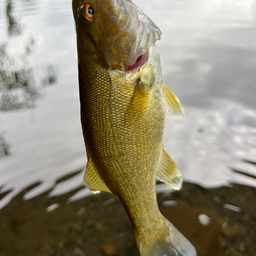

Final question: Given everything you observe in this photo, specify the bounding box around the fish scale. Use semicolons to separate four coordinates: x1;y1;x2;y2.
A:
81;56;164;231
73;0;197;255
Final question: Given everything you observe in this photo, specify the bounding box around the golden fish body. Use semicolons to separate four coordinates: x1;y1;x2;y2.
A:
73;0;196;255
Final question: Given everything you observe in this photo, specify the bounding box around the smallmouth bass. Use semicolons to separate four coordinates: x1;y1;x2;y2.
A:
72;0;197;255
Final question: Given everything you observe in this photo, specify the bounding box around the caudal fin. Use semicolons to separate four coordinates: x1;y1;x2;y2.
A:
135;218;197;256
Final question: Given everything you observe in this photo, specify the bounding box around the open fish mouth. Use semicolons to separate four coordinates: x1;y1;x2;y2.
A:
127;50;149;72
96;0;161;72
108;44;160;86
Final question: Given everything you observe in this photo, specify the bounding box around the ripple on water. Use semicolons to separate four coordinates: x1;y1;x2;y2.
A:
0;0;256;209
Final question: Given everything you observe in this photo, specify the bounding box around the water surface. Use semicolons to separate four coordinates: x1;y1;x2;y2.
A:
0;0;256;209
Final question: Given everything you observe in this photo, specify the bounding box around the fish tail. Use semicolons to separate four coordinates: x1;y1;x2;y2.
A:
135;216;197;256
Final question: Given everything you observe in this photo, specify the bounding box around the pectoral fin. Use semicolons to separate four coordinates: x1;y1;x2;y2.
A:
157;149;182;190
84;158;112;193
163;82;185;117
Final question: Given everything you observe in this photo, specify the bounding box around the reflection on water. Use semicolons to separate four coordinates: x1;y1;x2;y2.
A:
0;36;58;112
0;130;10;157
6;0;22;36
0;39;38;112
0;0;256;210
41;65;58;87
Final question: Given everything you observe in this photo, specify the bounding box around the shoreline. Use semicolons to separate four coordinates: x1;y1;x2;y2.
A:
0;181;255;256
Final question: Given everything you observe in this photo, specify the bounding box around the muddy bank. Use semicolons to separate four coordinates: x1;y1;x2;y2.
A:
0;178;255;256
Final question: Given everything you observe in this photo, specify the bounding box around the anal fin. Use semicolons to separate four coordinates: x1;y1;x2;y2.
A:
163;82;185;117
84;158;112;193
157;149;182;190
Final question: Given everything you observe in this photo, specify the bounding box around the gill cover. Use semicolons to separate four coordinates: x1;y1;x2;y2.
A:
74;0;161;70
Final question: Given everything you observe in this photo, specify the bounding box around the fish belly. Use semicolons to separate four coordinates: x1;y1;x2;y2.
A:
79;60;166;230
78;53;196;256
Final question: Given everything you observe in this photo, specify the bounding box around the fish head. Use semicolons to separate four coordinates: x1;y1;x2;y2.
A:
72;0;161;72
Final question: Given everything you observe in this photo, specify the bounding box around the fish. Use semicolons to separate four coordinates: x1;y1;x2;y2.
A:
72;0;197;255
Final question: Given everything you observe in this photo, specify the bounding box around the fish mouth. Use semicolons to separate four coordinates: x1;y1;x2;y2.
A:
127;50;149;72
97;0;161;72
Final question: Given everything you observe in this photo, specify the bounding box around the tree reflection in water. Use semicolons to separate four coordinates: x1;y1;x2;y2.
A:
41;65;58;87
0;131;10;157
0;0;59;157
0;38;39;112
0;35;58;112
6;0;22;36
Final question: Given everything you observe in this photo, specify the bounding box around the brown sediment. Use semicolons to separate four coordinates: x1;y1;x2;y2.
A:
0;181;255;256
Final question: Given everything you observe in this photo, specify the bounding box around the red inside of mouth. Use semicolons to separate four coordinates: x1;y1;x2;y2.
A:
128;0;135;5
127;51;149;72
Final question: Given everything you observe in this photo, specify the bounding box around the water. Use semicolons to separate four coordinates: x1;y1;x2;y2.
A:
0;0;256;210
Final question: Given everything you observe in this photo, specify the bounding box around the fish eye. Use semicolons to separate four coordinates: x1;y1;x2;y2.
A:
82;4;94;21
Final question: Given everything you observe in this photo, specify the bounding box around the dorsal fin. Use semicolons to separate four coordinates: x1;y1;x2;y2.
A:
157;148;183;190
84;157;112;193
163;82;185;117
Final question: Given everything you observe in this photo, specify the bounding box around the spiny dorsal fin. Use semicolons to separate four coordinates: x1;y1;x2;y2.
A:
163;82;185;117
84;158;112;193
157;148;183;190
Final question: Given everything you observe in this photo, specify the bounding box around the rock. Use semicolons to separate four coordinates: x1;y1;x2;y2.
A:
224;247;243;256
76;238;82;245
97;224;109;235
102;243;116;255
221;223;240;236
77;208;86;217
57;241;64;248
71;248;85;256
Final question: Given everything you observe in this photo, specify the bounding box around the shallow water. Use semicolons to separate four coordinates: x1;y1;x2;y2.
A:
0;0;256;210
